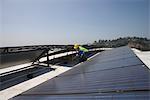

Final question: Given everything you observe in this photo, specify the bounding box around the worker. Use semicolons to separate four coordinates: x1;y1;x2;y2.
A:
74;44;89;62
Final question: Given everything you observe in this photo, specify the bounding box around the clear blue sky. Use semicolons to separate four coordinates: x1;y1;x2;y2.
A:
0;0;149;47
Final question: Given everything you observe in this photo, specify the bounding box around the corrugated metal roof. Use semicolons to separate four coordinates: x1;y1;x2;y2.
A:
11;46;150;100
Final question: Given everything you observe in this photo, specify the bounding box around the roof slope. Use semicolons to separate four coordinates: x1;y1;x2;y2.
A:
11;46;150;100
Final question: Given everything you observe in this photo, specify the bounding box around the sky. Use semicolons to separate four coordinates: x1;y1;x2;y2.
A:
0;0;149;47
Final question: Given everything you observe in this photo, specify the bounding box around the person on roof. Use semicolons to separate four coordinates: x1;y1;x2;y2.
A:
74;44;89;62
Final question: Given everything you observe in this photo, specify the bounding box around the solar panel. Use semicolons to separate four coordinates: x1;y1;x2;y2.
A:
11;46;150;100
0;50;45;69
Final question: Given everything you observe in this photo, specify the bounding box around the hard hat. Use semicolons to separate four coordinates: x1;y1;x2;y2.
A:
74;44;79;49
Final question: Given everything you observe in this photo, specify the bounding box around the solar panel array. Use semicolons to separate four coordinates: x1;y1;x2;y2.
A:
11;46;150;100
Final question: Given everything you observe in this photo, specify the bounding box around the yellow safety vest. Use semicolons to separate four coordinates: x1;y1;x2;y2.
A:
79;46;88;52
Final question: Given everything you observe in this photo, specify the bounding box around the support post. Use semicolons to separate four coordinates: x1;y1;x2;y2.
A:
46;50;49;67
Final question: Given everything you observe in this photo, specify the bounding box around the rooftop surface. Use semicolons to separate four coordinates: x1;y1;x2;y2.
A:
132;48;150;69
10;46;150;100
